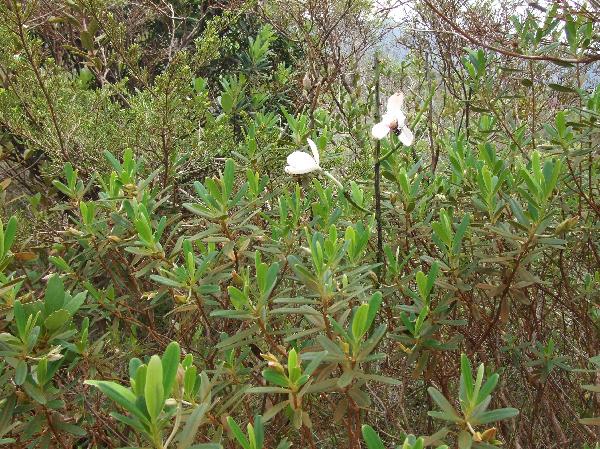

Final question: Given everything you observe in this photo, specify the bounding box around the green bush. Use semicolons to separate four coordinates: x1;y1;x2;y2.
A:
0;1;599;448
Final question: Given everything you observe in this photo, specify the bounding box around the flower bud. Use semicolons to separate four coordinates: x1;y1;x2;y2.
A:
66;227;84;236
302;72;312;91
481;427;497;442
262;352;284;373
555;216;578;234
231;270;244;287
174;294;188;304
175;365;185;398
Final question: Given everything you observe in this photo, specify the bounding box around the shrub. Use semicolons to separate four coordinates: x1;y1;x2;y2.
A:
0;1;599;448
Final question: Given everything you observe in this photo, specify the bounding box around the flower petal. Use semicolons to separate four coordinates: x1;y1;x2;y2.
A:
398;126;414;146
394;110;407;128
381;112;397;128
285;163;319;175
286;150;314;166
371;122;390;140
386;92;404;114
307;138;319;165
285;151;319;175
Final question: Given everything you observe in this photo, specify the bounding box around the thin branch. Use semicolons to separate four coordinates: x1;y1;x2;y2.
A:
423;0;600;65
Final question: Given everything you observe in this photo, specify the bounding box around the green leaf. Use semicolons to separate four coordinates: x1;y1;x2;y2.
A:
144;355;165;421
36;358;48;386
365;292;382;331
564;18;577;52
262;369;289;388
358;325;387;361
103;150;122;172
427;387;461;421
0;394;16;434
508;198;530;226
3;216;17;256
246;386;289;394
426;262;439;298
472;363;485;406
162;342;180;398
262;400;289;422
254;415;264;449
221;93;234;113
23;382;47;404
337;370;354;388
110;411;147;434
129;358;142;379
53;178;74;197
183;367;197;399
84;380;149;424
548;83;577;93
15;360;27;386
361;425;385;449
520;78;533;87
150;275;183;288
63;291;86;315
413;437;425;449
134;364;147;397
416;271;428;300
177;403;209;449
457;430;472;449
582;385;600;393
476;374;499;403
460;354;474;404
134;216;154;245
452;215;470;255
352;304;370;341
472;407;519;425
223;159;235;199
316;336;344;357
13;300;27;340
228;286;247;311
287;349;301;384
53;420;87;437
227;417;250;449
80;30;94;50
263;262;279;298
44;309;71;331
44;276;65;316
303;351;327;376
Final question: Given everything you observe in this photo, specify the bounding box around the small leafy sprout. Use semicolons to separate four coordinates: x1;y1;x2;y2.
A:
223;251;279;315
52;162;85;200
427;353;519;448
260;348;326;393
579;355;600;427
0;216;17;272
184;158;248;221
248;348;327;429
316;292;400;388
227;415;290;449
526;337;571;382
84;342;213;449
362;424;449;449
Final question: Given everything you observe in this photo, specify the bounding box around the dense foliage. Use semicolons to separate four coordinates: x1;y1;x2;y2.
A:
0;1;599;448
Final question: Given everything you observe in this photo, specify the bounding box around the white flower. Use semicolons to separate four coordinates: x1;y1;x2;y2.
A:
285;138;321;175
371;92;414;146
